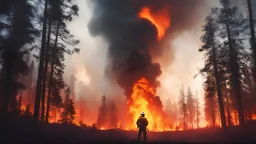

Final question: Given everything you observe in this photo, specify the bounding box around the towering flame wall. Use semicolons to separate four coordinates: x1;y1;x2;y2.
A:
127;77;167;131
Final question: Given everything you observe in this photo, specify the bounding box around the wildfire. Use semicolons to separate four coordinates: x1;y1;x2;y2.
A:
138;7;171;41
127;77;167;131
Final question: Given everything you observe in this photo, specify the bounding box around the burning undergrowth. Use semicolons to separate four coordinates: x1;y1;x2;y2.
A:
87;0;206;131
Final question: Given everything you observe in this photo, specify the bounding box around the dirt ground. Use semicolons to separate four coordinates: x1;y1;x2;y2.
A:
1;118;256;143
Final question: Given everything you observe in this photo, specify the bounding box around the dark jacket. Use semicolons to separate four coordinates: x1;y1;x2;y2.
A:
136;116;148;129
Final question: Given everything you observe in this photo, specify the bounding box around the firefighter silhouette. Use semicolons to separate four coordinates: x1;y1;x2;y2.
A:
136;112;148;142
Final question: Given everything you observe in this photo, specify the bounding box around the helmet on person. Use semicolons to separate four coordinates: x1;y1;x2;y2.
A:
140;112;145;116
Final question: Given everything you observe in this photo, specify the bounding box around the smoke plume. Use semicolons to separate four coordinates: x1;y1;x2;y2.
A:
88;0;206;99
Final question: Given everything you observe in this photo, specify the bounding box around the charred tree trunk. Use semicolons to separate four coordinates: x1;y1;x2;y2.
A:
34;0;49;122
45;22;60;123
247;0;256;100
41;17;53;122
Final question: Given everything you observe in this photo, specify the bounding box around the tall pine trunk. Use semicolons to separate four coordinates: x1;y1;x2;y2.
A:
247;0;256;100
223;5;245;126
45;22;60;123
34;0;48;122
41;17;53;122
209;20;227;128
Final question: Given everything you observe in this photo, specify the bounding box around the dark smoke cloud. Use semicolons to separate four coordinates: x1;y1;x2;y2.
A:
88;0;206;98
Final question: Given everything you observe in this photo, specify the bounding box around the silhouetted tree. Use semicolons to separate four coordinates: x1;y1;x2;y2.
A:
45;75;64;123
97;95;107;128
59;86;76;124
187;87;195;129
44;0;79;123
199;12;226;128
195;91;201;128
216;0;247;126
1;0;38;118
241;66;255;120
247;0;256;97
178;84;187;130
34;0;49;121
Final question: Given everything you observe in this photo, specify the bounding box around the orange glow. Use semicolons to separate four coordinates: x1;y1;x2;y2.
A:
252;114;256;120
127;77;168;131
138;7;171;41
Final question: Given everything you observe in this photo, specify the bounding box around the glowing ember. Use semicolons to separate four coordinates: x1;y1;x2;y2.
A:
127;77;167;131
138;7;171;41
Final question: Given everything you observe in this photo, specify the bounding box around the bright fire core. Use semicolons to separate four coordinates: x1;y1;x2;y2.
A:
127;78;167;131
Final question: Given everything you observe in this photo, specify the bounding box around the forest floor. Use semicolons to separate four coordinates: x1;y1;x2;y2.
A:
1;117;256;144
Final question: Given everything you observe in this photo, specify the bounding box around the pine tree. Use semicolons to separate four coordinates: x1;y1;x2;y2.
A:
178;84;187;130
241;66;255;120
44;0;79;123
199;11;227;128
45;75;64;123
59;86;76;124
187;87;195;129
216;0;247;126
195;91;201;128
41;7;54;122
34;0;49;122
97;95;107;128
1;0;38;118
247;0;256;97
68;99;76;124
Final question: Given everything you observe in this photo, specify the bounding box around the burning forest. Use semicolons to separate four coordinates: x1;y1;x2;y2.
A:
2;0;256;143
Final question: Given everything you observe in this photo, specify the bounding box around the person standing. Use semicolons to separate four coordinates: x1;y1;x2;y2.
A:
136;112;148;142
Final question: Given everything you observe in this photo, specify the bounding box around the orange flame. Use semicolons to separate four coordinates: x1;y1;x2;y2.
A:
127;77;167;131
138;7;171;41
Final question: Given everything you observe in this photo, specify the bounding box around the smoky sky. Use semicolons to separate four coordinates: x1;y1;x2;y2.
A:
87;0;206;98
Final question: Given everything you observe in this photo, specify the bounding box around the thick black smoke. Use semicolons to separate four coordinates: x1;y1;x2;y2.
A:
88;0;206;98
